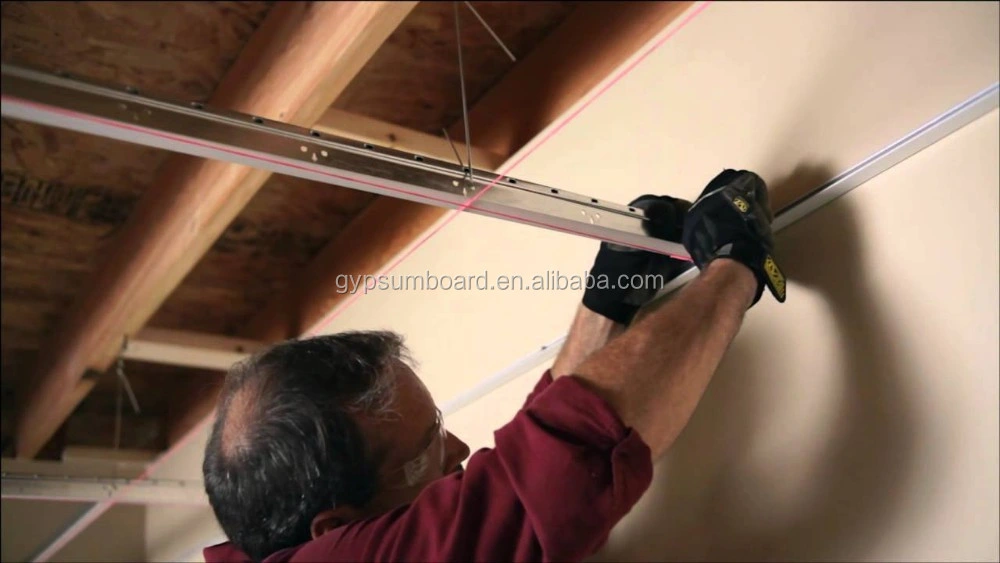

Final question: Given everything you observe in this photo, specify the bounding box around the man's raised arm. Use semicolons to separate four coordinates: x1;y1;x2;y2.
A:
287;170;785;563
569;169;786;459
553;194;691;376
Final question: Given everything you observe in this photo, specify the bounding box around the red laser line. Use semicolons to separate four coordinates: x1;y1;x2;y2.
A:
305;1;712;333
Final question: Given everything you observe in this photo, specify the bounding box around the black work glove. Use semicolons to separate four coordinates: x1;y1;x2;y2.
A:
582;195;693;325
682;169;786;306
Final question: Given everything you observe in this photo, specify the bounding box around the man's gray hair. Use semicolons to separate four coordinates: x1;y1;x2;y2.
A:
204;330;413;560
235;329;407;407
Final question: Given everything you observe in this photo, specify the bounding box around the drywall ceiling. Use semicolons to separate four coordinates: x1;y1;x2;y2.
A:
432;3;1000;559
590;107;999;562
317;0;999;411
448;105;1000;562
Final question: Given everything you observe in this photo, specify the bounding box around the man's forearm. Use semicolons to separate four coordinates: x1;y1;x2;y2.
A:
552;305;625;378
572;259;756;459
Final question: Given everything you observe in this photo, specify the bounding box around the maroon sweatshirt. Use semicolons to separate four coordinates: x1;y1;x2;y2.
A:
204;371;653;562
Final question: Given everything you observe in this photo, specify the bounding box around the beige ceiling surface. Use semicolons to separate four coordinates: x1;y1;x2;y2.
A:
317;0;999;408
448;107;1000;562
592;107;999;562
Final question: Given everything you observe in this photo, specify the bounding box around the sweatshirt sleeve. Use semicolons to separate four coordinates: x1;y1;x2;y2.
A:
290;371;654;563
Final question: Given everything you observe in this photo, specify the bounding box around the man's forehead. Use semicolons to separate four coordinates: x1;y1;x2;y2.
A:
388;360;434;410
357;360;437;461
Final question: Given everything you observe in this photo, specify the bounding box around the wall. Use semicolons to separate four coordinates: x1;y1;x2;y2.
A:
141;426;223;562
1;456;150;562
449;108;1000;562
2;500;96;562
358;2;1000;561
593;108;999;562
55;505;148;563
0;500;148;563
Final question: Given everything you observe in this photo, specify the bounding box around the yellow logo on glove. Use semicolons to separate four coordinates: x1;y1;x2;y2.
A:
763;255;786;302
732;196;749;213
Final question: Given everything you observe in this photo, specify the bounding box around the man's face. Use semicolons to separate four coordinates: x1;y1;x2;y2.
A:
358;359;470;515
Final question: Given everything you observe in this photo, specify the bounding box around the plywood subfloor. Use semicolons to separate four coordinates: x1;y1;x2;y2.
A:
335;1;576;134
1;1;275;454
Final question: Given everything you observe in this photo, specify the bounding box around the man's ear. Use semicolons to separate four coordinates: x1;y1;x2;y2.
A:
310;506;361;539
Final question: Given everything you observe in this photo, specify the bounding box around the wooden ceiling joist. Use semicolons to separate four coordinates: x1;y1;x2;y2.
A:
13;1;418;458
122;328;265;372
168;1;697;442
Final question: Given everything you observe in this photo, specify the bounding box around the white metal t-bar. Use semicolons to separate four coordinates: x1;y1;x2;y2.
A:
1;473;207;505
0;64;689;259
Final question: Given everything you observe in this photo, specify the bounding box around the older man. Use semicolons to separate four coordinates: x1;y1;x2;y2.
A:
202;169;785;562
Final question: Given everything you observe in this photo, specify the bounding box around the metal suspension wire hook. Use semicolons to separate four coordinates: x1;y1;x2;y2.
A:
442;127;464;169
116;335;141;415
463;2;517;62
113;335;141;452
453;1;474;182
113;364;123;451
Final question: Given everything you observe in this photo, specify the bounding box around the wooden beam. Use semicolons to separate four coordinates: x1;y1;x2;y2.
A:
122;328;265;371
14;1;418;459
315;108;507;170
244;198;448;342
168;1;697;441
1;469;206;505
455;1;695;157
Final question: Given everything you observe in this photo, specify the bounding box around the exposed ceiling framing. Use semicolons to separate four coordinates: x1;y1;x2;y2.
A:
1;0;695;556
11;0;422;459
1;0;579;458
2;0;694;465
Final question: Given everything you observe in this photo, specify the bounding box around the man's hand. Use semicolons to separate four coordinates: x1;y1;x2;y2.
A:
581;195;692;326
682;169;786;306
561;172;780;458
